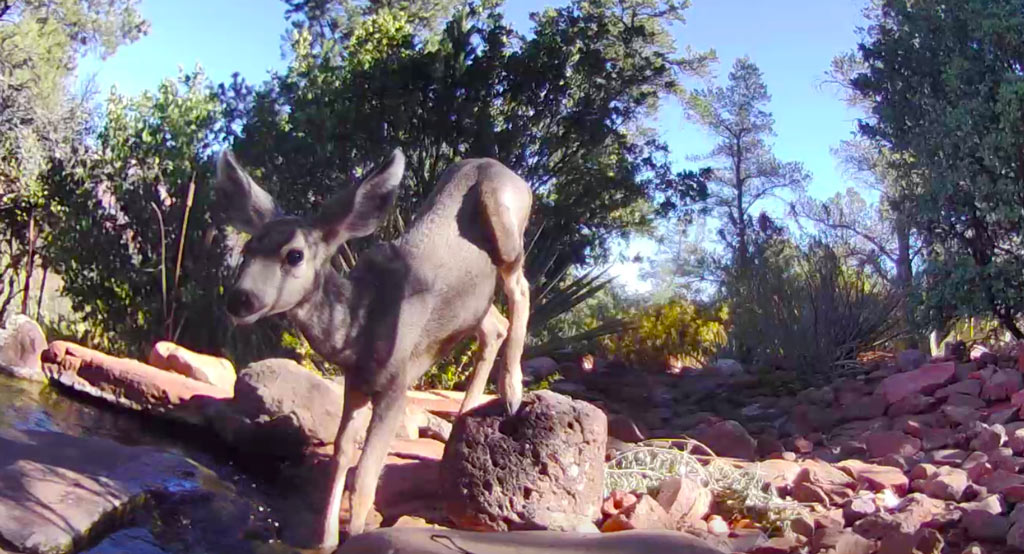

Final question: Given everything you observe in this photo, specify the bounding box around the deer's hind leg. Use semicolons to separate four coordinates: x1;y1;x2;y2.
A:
459;305;510;414
480;180;531;415
320;386;371;549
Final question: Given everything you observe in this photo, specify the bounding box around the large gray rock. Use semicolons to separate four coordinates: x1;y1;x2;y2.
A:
0;428;205;554
215;358;346;459
441;390;606;532
0;315;46;382
338;527;727;554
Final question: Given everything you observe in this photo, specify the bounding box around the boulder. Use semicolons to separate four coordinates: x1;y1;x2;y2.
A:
918;467;969;502
887;393;934;417
147;341;236;391
0;315;46;382
981;368;1023;402
601;495;672;532
607;414;646;443
866;431;922;458
897;349;927;372
0;429;206;554
441;391;606;531
836;459;909;495
223;358;344;458
656;476;711;527
876;362;955;404
41;341;230;423
935;380;981;399
793;459;856;505
687;420;756;460
337;527;729;554
523;357;560;381
961;510;1010;541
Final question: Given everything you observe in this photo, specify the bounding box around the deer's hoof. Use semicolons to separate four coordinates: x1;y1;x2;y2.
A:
504;394;522;415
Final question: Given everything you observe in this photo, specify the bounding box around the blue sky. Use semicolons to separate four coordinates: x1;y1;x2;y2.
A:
77;0;870;290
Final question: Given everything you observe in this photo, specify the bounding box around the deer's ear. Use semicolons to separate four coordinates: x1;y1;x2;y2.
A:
214;150;280;234
315;149;404;246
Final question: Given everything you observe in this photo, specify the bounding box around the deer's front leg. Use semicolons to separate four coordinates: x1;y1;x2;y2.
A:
348;385;410;535
499;261;529;414
320;385;371;550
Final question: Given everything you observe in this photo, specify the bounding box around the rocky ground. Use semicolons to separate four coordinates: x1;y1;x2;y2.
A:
5;310;1024;553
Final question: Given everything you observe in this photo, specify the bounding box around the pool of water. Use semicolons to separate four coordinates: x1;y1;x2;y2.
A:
0;375;302;554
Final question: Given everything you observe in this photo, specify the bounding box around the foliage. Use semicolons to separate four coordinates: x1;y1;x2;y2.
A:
0;0;147;323
605;440;808;536
850;0;1024;338
41;69;287;359
684;57;808;268
599;298;726;370
725;229;904;383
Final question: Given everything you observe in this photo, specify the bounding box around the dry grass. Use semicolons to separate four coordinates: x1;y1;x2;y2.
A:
605;439;810;535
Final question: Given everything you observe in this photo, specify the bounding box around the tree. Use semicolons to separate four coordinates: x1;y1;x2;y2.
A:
0;0;147;321
685;57;808;270
851;0;1024;338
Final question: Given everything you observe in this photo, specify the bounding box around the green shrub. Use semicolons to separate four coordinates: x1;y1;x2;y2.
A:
599;299;726;370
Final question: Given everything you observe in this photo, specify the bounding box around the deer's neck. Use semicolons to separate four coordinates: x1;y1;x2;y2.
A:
288;265;354;362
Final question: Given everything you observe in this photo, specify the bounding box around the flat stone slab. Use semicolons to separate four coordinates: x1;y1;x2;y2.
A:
338;527;728;553
0;428;203;554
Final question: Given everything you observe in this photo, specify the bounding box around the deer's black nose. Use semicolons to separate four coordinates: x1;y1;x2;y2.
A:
226;289;256;318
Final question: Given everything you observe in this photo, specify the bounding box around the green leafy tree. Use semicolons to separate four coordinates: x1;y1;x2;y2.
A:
685;56;809;269
0;0;147;320
851;0;1024;338
41;70;282;357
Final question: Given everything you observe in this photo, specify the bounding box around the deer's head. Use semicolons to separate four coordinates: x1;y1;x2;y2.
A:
214;149;405;324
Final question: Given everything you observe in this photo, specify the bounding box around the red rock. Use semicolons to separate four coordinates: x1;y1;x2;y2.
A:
978;469;1024;493
877;528;943;554
601;490;638;518
958;494;1004;515
843;494;879;525
877;362;955;404
757;436;785;458
655;476;711;527
42;340;232;423
927;449;969;466
843;395;889;421
919;467;969;501
812;528;875;554
966;462;994;484
749;534;802;554
1008;428;1024;454
909;464;938;481
706;514;729;536
982;368;1023;401
935;380;982;399
866;431;922;458
614;495;671;531
148;341;236;391
687;420;757;460
755;459;802;493
888;393;935;417
836;459;909;495
944;394;986;409
792;436;815;454
792;481;830;505
961;510;1010;541
919;427;955;450
941;405;980;426
1002;484;1024;502
606;414;646;443
793;459;857;505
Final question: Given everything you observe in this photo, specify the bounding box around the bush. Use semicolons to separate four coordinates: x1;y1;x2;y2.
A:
726;238;903;384
599;299;726;370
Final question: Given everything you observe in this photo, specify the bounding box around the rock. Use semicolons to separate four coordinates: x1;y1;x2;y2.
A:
811;528;875;554
877;362;955;404
441;391;605;531
687;420;756;460
936;380;982;399
0;315;46;382
337;527;730;554
225;358;344;458
926;449;969;466
836;459;909;495
888;393;935;417
909;464;938;481
41;341;231;423
842;394;890;421
919;467;969;501
793;459;856;505
418;410;453;442
853;493;948;541
757;436;785;458
945;394;987;409
1009;428;1024;454
958;494;1004;515
970;345;997;367
708;358;745;377
968;424;1006;452
0;429;206;554
656;476;711;527
147;341;236;391
755;459;803;494
981;368;1023;402
866;431;922;458
978;469;1024;494
843;494;878;525
602;495;672;532
877;528;943;554
961;510;1010;541
602;490;639;518
607;414;646;443
706;515;730;535
523;357;560;381
897;349;927;372
941;405;980;426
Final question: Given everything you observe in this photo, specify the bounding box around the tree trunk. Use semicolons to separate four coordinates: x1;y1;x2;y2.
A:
34;263;48;319
893;210;917;348
20;209;35;315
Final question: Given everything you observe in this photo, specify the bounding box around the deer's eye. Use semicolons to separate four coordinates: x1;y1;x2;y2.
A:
285;249;304;266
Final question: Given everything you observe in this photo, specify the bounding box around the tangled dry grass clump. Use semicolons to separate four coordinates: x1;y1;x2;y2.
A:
605;439;809;535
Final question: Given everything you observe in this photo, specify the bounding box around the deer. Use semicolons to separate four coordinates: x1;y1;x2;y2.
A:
213;147;532;550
